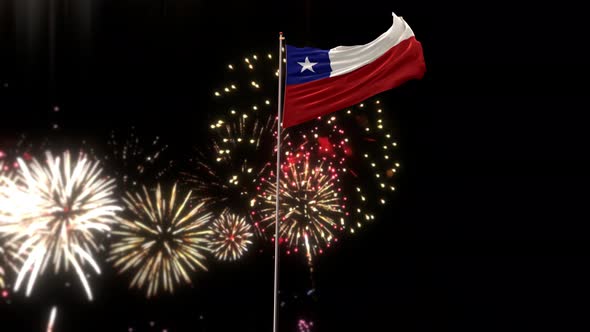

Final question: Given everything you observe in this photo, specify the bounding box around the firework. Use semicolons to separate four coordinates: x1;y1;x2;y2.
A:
109;183;212;298
198;49;401;267
209;212;253;261
298;319;314;332
253;155;345;261
0;151;121;300
183;51;287;223
286;100;401;234
183;113;277;215
104;127;174;189
207;50;400;233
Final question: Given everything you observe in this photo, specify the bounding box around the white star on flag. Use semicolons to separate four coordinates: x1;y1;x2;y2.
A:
298;57;318;73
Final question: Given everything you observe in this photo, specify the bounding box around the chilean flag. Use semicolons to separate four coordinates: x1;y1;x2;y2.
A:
283;13;426;128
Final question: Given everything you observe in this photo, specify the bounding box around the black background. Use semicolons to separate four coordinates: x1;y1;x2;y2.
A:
1;0;589;331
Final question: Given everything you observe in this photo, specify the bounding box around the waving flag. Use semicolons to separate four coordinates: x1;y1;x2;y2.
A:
283;12;425;128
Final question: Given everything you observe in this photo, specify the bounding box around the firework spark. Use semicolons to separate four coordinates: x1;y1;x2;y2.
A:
285;100;401;235
0;159;18;181
254;155;345;261
0;151;121;300
298;319;314;332
46;306;58;332
109;183;212;298
209;212;253;261
105;128;174;189
315;101;399;231
183;50;286;222
183;113;277;214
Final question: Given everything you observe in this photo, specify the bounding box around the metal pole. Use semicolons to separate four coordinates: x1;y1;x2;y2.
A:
273;31;285;332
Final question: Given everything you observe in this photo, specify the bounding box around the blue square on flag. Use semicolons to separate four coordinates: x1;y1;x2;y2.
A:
286;45;331;85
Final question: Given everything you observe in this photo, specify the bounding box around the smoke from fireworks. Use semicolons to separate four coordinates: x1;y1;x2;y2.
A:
209;212;254;261
109;184;212;298
0;151;121;300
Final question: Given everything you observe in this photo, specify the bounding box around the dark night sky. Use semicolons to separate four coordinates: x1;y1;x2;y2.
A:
1;0;590;331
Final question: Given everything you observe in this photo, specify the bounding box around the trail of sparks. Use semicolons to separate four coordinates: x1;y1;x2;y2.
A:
0;161;18;289
0;240;21;289
109;183;212;298
46;306;58;332
0;151;121;300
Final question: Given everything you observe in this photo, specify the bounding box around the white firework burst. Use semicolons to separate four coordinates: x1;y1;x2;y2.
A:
0;151;122;300
209;212;253;261
109;183;212;298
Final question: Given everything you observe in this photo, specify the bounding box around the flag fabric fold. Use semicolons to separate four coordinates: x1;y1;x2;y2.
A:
283;12;426;128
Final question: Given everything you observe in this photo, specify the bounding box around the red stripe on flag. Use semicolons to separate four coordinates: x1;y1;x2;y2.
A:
283;37;425;128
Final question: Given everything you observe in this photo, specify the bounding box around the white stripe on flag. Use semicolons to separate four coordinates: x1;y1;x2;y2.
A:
328;13;416;78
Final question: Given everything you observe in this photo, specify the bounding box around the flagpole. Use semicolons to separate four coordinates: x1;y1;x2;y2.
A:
273;31;285;332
